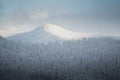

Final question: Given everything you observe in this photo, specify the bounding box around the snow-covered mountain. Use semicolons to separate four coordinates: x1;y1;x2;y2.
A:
7;24;89;44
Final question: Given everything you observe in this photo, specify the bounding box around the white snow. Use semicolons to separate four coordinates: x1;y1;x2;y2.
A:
7;24;90;44
44;24;88;40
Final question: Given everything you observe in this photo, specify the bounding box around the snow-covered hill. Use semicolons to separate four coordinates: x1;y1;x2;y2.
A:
7;24;89;44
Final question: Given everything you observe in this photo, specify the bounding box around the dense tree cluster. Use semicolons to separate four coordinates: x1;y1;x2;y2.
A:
0;36;120;80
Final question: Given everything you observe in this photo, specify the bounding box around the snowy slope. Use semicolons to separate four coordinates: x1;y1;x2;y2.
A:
7;24;89;44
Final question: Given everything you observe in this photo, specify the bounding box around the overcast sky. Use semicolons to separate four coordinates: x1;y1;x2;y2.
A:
0;0;120;37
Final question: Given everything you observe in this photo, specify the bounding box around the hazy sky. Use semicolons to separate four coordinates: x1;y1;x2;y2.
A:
0;0;120;37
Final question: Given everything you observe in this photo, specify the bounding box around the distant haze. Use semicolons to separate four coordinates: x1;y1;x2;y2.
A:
0;0;120;37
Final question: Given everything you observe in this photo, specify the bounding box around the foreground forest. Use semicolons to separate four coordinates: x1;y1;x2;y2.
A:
0;36;120;80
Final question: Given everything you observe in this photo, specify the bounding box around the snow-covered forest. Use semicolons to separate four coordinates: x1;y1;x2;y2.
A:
0;36;120;80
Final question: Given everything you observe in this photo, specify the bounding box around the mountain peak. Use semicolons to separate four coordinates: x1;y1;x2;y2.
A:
31;26;44;32
30;24;59;33
8;24;90;44
44;24;88;40
31;24;84;40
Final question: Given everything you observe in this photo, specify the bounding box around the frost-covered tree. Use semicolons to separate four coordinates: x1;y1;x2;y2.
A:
0;36;120;80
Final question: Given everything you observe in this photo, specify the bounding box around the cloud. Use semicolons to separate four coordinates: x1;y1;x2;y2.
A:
0;9;35;37
0;8;51;37
29;10;49;21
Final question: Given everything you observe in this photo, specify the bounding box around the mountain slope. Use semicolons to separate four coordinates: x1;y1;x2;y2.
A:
7;24;89;44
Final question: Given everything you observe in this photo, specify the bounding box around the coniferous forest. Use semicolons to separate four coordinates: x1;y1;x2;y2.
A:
0;36;120;80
